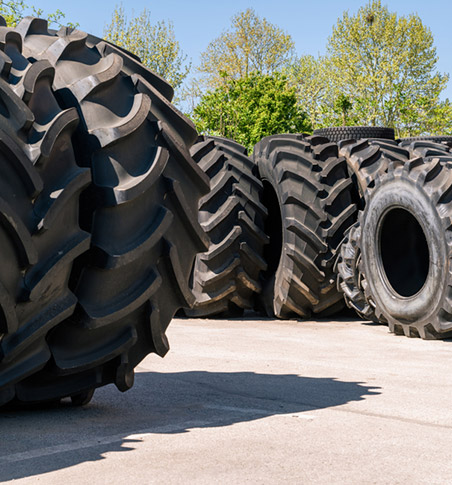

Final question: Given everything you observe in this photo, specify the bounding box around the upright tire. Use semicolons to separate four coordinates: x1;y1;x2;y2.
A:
335;222;377;322
336;138;452;321
0;18;210;406
338;138;406;207
0;23;91;406
186;136;268;317
360;158;452;339
254;134;357;319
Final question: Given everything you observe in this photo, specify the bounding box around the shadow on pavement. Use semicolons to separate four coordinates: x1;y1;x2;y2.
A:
0;370;380;481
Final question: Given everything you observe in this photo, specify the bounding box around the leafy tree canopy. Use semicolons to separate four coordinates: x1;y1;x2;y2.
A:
193;72;311;152
104;4;190;92
0;0;76;28
199;8;295;88
324;0;450;136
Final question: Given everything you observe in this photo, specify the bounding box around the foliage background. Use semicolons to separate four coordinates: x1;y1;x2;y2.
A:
1;0;451;142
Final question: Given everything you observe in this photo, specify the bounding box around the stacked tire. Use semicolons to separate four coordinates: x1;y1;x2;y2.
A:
186;133;358;321
253;134;357;318
0;17;210;407
187;124;452;343
186;136;268;317
334;134;452;339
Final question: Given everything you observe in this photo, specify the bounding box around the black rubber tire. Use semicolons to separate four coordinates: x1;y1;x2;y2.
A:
399;136;452;148
0;17;209;406
253;134;357;318
335;222;377;322
313;126;395;143
339;138;452;203
360;158;452;339
0;23;92;407
336;138;452;319
398;139;452;159
186;136;268;317
338;139;405;206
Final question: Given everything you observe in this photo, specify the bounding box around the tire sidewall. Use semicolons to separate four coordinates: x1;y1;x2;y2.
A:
361;177;448;322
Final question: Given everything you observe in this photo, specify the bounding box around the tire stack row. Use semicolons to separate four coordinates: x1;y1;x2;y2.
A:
189;125;452;342
1;17;450;408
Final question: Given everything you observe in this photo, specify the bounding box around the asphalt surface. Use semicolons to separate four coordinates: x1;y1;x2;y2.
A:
2;316;452;484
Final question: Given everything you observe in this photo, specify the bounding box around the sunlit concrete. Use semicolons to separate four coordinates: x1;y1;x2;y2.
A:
2;316;452;484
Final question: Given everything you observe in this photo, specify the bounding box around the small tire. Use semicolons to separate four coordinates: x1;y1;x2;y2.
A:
254;134;356;318
360;158;452;339
313;126;395;143
186;136;268;317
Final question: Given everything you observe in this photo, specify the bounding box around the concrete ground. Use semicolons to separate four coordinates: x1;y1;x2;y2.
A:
1;317;452;484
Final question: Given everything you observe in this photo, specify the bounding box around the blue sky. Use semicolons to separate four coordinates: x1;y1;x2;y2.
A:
16;0;452;99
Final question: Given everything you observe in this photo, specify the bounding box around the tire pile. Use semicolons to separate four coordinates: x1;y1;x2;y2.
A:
189;125;452;343
1;18;451;408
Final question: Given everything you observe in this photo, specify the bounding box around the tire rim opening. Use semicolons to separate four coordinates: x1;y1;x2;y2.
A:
261;181;283;282
379;207;429;297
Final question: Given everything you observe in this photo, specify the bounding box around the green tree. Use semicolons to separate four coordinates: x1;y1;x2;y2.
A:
325;0;450;136
104;4;190;91
199;8;295;88
193;72;311;152
286;55;343;129
0;0;76;28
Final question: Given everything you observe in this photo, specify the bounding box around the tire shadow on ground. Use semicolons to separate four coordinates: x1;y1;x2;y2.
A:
0;370;380;481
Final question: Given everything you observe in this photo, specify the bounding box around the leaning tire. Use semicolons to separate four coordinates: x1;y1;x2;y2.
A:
313;126;395;143
254;134;357;318
360;158;452;339
0;18;210;406
186;136;268;317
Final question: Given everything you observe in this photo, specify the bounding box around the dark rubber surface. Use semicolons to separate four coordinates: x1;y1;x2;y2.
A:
400;136;452;147
335;222;377;322
360;159;452;339
254;134;357;318
313;126;395;143
0;17;210;406
187;136;268;317
336;138;452;319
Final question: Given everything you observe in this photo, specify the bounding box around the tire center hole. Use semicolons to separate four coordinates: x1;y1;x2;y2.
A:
261;180;283;282
379;207;429;298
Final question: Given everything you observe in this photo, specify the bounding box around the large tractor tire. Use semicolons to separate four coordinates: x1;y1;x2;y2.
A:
186;136;268;317
359;158;452;339
253;134;357;319
400;136;452;147
338;138;452;204
335;222;377;322
0;18;209;406
334;139;407;319
313;126;395;143
336;139;452;320
398;139;452;159
338;139;405;207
